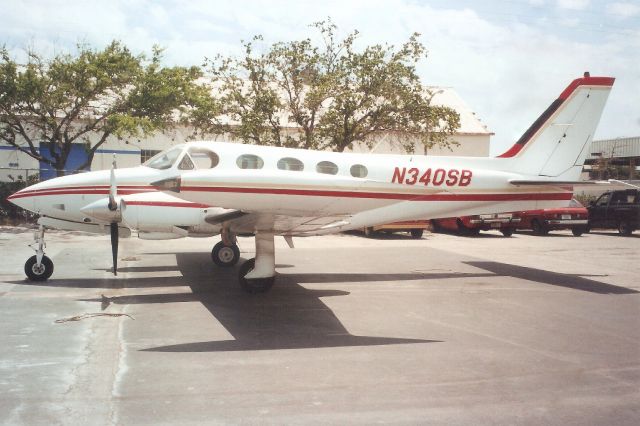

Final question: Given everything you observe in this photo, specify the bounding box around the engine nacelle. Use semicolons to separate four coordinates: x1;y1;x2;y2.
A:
80;197;123;223
138;229;187;240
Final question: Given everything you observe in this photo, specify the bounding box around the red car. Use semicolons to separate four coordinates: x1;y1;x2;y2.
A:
431;213;521;237
516;199;589;236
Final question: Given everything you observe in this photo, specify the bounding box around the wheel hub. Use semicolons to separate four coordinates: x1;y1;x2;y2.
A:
31;263;45;275
218;247;234;263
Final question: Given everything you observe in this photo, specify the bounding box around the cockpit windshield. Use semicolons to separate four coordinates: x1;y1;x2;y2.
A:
143;146;184;170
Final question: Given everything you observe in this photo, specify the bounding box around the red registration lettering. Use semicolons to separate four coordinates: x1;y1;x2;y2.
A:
432;168;446;186
405;168;419;185
418;169;432;185
459;169;473;186
446;169;460;186
392;167;406;184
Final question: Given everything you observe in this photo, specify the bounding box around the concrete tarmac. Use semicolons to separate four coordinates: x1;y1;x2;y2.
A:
0;226;639;425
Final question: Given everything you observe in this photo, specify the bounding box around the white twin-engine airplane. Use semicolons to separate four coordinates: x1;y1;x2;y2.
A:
8;73;614;292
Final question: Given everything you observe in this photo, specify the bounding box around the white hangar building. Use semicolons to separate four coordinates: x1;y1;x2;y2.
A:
0;87;492;181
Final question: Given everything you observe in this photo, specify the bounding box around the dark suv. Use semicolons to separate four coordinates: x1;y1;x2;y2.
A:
588;189;640;236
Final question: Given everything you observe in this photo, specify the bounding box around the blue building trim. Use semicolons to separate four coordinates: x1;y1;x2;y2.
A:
2;146;140;155
95;149;140;155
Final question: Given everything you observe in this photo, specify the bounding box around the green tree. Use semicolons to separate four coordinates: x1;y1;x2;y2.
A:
0;41;213;176
203;20;460;153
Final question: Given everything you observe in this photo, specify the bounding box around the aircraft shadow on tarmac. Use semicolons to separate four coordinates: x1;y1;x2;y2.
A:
10;253;636;352
465;261;638;295
77;252;450;353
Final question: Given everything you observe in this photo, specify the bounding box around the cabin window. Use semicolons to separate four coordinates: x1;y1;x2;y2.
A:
277;157;304;171
350;164;368;178
316;161;338;175
178;154;195;170
188;147;219;169
237;154;264;169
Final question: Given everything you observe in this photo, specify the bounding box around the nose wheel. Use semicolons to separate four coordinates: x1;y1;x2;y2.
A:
211;241;240;267
24;223;54;281
25;255;54;281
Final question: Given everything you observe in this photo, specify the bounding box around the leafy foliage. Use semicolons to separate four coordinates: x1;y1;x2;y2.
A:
0;42;213;175
203;20;460;152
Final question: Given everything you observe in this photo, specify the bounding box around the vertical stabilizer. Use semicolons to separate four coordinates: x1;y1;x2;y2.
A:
498;74;614;180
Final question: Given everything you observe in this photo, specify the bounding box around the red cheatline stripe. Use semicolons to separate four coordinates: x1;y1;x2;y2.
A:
180;185;572;202
8;184;572;203
125;201;210;208
7;188;156;200
13;184;153;196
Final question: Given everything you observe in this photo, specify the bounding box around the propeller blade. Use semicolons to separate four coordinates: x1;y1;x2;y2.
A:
108;154;118;211
110;222;119;276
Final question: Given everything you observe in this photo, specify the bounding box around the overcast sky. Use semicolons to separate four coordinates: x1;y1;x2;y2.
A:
2;0;639;155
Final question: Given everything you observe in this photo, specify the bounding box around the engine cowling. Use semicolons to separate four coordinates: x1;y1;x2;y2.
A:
80;197;123;223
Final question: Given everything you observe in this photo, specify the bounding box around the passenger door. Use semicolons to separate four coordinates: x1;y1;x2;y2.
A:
589;192;611;227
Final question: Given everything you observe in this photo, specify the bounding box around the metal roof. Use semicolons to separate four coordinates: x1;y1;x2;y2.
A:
588;136;640;159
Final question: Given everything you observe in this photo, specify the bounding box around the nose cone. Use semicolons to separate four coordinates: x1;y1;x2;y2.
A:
6;187;36;212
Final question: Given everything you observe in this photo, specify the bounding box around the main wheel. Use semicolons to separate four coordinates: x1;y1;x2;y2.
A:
501;228;514;237
410;229;424;239
24;255;54;281
531;219;549;236
238;258;275;293
364;227;375;238
211;241;240;267
618;220;633;236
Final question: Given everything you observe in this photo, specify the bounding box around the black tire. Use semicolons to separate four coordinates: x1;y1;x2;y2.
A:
457;219;480;236
410;229;424;239
531;219;549;236
24;255;54;281
238;258;275;293
211;241;240;267
571;227;585;237
618;221;633;236
501;228;514;237
468;228;481;236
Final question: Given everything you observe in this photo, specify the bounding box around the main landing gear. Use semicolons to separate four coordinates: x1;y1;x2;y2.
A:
24;224;54;281
238;232;276;294
211;229;277;293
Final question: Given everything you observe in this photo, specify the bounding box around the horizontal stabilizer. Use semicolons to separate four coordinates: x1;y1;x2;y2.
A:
509;180;597;186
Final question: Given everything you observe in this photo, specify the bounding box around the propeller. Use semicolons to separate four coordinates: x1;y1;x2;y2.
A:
108;155;119;276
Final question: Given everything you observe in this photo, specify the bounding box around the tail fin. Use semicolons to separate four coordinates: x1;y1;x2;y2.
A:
498;73;614;180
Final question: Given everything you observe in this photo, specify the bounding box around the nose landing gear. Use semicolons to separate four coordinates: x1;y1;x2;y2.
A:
211;241;240;267
24;224;54;281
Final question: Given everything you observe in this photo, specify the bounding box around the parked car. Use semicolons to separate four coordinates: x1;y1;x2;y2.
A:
587;189;640;236
363;220;430;239
431;213;520;237
516;198;589;236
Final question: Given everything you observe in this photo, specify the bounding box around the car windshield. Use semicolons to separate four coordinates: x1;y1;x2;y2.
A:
143;146;184;170
569;198;584;208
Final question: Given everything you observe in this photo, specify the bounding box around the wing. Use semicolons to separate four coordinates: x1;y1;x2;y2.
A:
205;209;351;236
